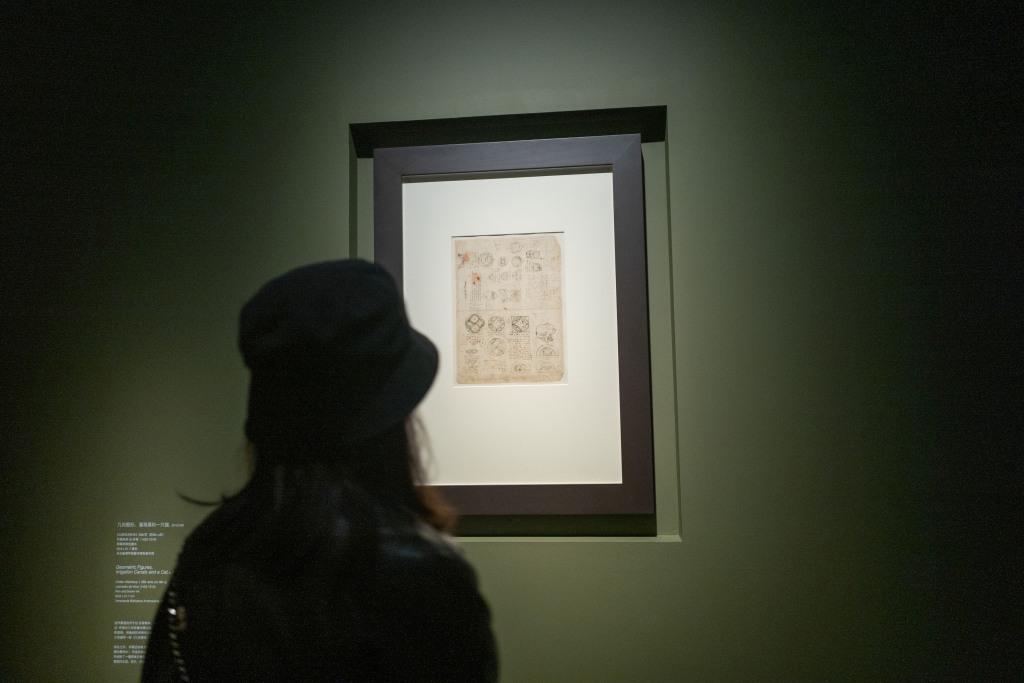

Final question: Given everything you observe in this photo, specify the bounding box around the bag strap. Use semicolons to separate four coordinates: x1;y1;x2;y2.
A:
165;576;191;682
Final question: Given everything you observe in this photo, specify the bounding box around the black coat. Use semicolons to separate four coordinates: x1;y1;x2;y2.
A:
141;481;498;682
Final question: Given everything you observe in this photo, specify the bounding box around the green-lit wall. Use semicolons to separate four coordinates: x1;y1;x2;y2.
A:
4;3;1014;681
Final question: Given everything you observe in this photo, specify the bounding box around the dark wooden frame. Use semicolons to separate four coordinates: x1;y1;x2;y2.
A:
374;133;654;530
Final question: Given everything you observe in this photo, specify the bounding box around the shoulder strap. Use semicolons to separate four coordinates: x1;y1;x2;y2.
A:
165;576;191;682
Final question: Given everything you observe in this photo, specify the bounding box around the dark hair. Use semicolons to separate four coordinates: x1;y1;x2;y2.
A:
187;416;456;579
251;416;455;531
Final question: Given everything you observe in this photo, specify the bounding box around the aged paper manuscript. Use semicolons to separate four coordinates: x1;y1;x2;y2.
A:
454;233;565;384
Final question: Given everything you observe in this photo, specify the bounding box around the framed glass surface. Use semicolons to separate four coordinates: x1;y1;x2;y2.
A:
374;134;653;527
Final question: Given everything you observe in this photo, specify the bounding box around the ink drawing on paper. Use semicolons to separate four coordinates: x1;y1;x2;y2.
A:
454;233;565;384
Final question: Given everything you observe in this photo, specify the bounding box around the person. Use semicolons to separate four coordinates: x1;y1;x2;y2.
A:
141;259;498;682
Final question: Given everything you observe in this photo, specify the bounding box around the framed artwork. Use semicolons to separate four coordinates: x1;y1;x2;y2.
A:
374;134;654;531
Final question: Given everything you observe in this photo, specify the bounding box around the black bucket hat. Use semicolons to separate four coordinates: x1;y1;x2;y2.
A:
239;259;438;451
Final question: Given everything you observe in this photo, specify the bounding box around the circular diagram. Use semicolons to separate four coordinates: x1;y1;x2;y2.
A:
488;338;507;357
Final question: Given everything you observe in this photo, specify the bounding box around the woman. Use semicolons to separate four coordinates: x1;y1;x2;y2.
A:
142;260;498;682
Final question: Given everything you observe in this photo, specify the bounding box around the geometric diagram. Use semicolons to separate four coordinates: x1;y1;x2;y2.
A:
488;337;507;357
465;313;485;333
535;322;556;343
510;315;529;333
487;316;505;333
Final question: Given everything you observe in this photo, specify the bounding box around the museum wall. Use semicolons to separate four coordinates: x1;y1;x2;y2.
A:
3;2;1017;681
